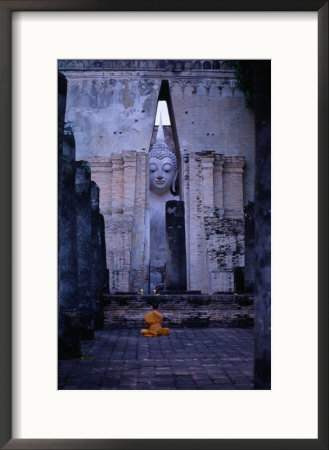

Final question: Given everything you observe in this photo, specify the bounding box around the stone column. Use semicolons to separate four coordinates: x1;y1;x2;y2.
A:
58;123;80;358
214;154;224;214
110;154;127;292
87;157;112;291
253;60;271;389
75;161;94;339
200;152;216;293
201;152;215;209
165;201;187;291
99;214;109;292
130;151;149;292
111;154;124;211
182;154;190;290
186;153;208;293
223;156;245;218
90;181;101;295
123;151;137;290
58;72;67;152
87;157;112;212
90;181;108;330
123;151;137;214
244;201;255;292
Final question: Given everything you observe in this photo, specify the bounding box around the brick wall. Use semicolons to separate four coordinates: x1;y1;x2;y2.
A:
88;150;245;295
103;294;254;328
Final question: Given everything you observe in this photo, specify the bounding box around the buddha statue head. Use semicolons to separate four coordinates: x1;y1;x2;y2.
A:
149;116;178;196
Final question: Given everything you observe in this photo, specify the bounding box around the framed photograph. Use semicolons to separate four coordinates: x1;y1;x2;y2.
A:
57;57;260;392
1;1;327;449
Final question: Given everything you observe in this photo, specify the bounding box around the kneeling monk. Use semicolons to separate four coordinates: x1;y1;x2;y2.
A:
141;302;170;337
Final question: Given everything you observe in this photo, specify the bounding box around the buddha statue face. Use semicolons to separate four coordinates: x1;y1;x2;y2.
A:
149;156;177;196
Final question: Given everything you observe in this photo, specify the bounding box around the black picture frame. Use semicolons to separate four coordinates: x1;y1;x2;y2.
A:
0;1;327;449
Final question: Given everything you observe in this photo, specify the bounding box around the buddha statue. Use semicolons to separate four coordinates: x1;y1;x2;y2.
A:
149;116;179;292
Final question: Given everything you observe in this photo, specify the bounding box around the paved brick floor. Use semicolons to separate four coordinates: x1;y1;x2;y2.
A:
58;327;255;390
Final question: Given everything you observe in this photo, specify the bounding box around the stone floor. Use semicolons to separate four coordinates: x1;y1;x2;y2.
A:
58;327;255;390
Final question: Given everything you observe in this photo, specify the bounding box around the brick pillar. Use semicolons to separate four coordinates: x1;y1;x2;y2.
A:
130;151;149;292
75;161;94;339
165;201;187;291
123;151;137;213
214;154;224;214
123;151;137;290
201;152;215;209
87;157;112;212
182;154;191;290
223;156;245;218
99;214;109;293
110;154;126;292
186;153;208;293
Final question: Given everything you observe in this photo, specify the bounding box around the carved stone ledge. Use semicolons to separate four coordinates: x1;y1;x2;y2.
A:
58;59;235;73
223;156;245;172
214;154;225;168
87;156;112;168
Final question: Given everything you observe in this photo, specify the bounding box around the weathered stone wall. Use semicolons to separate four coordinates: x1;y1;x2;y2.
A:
60;60;255;206
63;75;159;159
169;79;255;205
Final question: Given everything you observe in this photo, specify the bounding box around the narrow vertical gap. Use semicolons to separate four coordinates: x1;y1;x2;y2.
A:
150;80;181;196
148;80;182;293
158;80;181;173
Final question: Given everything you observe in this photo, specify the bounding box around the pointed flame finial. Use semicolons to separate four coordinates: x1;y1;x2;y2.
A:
149;110;178;171
156;112;165;143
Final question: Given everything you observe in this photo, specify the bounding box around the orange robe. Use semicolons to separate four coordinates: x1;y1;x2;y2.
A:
141;310;170;337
